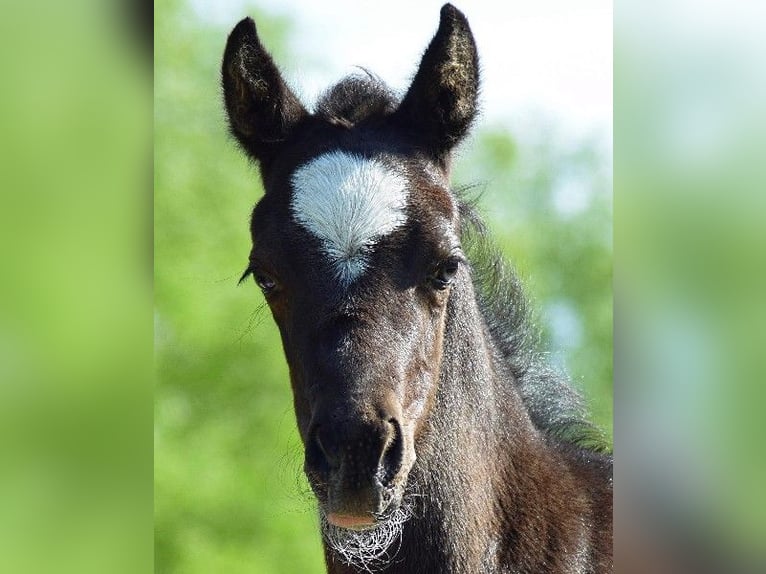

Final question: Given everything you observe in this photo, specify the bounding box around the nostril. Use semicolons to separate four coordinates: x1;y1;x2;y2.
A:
378;418;404;486
307;427;335;473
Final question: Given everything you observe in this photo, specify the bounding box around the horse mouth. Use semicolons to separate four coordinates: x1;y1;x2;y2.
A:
326;512;378;531
318;491;412;568
315;484;404;531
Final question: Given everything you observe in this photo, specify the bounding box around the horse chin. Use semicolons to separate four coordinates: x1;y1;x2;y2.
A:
318;493;413;570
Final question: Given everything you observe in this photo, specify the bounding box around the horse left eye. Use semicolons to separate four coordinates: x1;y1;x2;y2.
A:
431;257;460;290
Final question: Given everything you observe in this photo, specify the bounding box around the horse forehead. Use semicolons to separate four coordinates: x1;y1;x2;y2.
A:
289;151;411;286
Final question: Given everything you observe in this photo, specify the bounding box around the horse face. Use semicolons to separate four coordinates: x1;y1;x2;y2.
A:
246;149;460;526
223;4;479;529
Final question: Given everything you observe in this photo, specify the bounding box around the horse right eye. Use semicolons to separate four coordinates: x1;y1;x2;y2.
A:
239;264;279;295
254;271;278;294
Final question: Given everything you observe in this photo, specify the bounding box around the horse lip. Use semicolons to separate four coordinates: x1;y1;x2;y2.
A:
326;512;378;530
322;487;391;525
318;481;403;529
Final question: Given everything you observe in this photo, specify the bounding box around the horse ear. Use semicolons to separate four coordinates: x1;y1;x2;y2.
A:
396;4;479;159
222;18;307;164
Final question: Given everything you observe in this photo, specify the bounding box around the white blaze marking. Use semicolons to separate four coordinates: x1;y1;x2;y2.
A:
290;151;408;286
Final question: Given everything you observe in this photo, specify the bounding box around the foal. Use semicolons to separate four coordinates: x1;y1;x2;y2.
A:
222;4;612;573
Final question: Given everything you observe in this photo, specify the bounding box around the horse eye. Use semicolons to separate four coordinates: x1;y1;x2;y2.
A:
254;271;277;294
239;263;279;295
431;257;461;290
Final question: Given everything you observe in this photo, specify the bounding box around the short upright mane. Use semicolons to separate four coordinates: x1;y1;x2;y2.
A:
315;74;398;127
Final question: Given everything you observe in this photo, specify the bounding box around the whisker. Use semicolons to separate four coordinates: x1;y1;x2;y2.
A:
318;484;418;572
234;302;268;346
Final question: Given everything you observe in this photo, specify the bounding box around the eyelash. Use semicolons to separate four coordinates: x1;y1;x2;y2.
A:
239;265;278;294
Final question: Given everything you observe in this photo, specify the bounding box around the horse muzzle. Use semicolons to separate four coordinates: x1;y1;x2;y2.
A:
304;412;412;529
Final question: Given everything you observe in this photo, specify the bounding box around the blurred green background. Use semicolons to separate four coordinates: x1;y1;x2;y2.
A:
3;0;764;572
154;1;612;572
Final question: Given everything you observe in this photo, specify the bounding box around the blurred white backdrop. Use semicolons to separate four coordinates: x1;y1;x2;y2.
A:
189;0;612;147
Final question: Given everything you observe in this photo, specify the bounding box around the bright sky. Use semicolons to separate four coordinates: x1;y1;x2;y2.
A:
192;0;612;146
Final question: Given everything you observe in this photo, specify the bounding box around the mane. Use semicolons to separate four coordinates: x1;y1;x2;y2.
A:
314;72;398;127
458;199;608;451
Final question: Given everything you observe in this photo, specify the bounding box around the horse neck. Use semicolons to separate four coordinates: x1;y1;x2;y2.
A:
401;276;581;572
423;274;538;469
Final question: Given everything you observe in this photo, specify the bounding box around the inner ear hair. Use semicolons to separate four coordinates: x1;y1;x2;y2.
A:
396;4;480;160
221;17;307;165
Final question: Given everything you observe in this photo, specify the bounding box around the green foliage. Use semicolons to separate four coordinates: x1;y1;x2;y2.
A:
0;3;150;574
155;3;324;573
155;2;612;573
